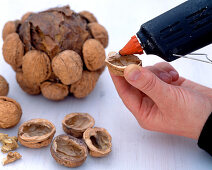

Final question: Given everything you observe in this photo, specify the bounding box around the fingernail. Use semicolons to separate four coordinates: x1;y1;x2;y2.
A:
159;72;171;82
169;71;178;79
127;68;142;81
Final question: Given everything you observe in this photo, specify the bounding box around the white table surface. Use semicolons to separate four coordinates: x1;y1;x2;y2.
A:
0;0;212;169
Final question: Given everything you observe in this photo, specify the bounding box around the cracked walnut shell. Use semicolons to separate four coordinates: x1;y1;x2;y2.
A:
52;50;83;85
2;33;24;71
18;119;56;148
88;23;108;48
0;75;9;96
22;50;51;84
83;127;112;157
83;39;106;71
41;81;69;101
62;113;95;138
51;134;88;168
105;52;142;76
0;97;22;129
70;71;99;98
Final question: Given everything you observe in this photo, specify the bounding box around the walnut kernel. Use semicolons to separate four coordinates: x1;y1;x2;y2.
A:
62;113;95;138
0;134;19;153
83;39;106;71
50;134;88;168
83;127;112;157
105;52;142;76
2;152;22;166
0;97;22;129
52;50;83;85
18;119;56;148
0;75;9;96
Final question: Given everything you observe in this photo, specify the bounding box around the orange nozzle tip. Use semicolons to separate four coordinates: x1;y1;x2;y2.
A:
119;35;143;56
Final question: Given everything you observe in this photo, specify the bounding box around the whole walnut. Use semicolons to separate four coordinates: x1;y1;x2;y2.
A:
83;39;106;71
70;71;99;98
2;20;21;41
0;97;22;129
2;33;24;71
22;50;51;85
52;50;83;85
0;75;9;96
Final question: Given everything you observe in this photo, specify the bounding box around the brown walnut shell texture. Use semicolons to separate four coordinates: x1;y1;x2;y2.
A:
40;81;69;101
0;97;22;129
16;72;41;95
52;50;83;85
83;127;112;157
51;134;88;168
88;23;109;48
2;20;21;41
62;113;95;138
0;75;9;96
2;33;24;71
22;50;51;85
70;71;100;98
79;11;98;23
18;119;56;148
105;52;142;76
83;39;106;71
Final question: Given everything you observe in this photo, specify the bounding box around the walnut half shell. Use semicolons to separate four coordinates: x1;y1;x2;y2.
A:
50;134;88;168
105;52;142;76
83;127;112;157
62;113;95;138
18;119;56;148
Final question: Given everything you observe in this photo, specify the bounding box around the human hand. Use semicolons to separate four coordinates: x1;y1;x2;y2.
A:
110;62;212;140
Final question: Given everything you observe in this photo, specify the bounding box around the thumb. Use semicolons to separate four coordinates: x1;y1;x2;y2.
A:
124;64;172;103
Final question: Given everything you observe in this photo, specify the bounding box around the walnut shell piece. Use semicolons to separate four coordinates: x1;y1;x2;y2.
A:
0;75;9;96
22;50;51;84
52;50;83;85
105;52;142;76
0;97;22;129
50;134;88;168
2;33;24;71
2;152;22;166
79;11;97;23
88;23;108;48
62;113;95;138
18;119;56;148
40;81;69;101
16;72;41;95
70;71;99;98
83;127;112;157
2;21;20;41
83;39;106;71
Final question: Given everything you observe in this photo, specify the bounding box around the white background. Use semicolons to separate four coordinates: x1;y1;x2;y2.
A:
0;0;212;169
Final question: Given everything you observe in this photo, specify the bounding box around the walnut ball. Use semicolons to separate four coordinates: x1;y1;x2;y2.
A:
41;81;69;101
2;20;20;41
0;97;22;129
22;50;51;85
70;71;99;98
18;119;56;148
52;50;83;85
50;135;88;168
79;11;97;23
2;33;24;71
83;127;112;157
0;75;9;96
83;39;106;71
88;23;108;48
